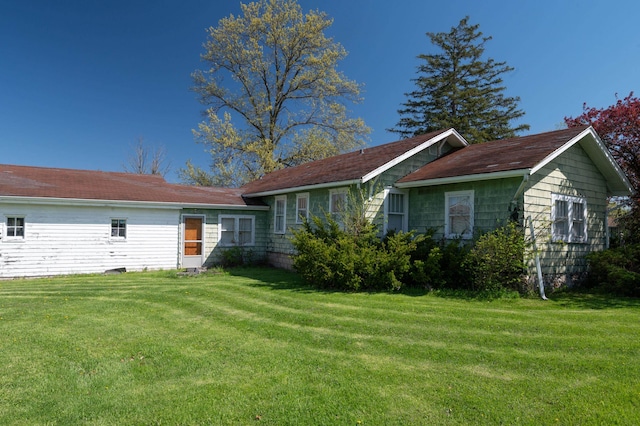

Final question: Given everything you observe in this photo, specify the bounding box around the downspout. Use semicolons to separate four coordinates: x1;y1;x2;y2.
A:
528;216;548;300
512;173;547;300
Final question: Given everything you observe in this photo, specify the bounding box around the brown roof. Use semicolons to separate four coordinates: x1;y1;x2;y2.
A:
0;164;265;207
241;129;454;195
398;126;590;184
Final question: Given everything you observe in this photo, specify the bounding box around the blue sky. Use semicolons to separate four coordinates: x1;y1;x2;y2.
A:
1;0;638;182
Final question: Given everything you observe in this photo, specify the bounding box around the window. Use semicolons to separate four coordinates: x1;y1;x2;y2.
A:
384;189;407;233
296;193;309;224
274;195;286;234
552;194;587;243
6;216;25;239
445;191;474;239
110;219;126;239
219;215;255;246
330;188;347;217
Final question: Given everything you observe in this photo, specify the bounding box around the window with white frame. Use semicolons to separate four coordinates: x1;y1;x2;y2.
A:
219;215;255;246
274;195;287;234
384;189;407;233
110;219;127;239
445;190;474;239
5;216;25;239
552;194;587;243
329;188;347;218
296;193;309;224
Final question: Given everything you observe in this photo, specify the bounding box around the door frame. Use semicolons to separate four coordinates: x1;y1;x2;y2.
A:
181;214;206;268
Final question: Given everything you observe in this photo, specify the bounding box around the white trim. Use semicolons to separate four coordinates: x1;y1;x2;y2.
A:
530;127;633;195
3;215;26;241
383;188;408;234
396;169;529;188
181;214;206;267
445;190;474;239
0;196;269;211
361;128;468;183
109;217;128;241
295;192;310;224
274;195;287;234
218;214;256;247
243;179;361;198
551;193;587;243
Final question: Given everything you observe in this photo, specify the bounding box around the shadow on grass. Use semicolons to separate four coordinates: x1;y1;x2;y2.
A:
225;267;521;301
548;289;640;310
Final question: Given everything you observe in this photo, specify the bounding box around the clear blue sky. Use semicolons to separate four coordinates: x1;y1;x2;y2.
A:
2;0;638;182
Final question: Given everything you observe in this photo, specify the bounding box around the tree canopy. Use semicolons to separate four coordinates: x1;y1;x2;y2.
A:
389;17;529;143
181;0;370;187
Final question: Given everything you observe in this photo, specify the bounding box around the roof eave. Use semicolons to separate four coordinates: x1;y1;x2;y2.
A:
242;179;362;198
530;126;634;196
0;195;270;210
361;128;469;184
396;169;530;188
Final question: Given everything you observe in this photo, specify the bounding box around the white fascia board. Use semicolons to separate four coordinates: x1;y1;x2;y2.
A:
529;126;633;195
0;196;270;211
242;179;362;198
396;169;529;188
361;128;469;184
530;127;592;175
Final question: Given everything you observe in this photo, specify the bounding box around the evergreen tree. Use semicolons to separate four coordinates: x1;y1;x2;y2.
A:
390;17;529;143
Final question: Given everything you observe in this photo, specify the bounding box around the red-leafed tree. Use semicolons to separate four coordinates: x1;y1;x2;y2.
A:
565;92;640;243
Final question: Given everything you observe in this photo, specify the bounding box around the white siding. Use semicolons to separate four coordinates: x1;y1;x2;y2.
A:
0;203;180;278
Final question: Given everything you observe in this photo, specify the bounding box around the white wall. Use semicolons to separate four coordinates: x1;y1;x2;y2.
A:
0;203;180;278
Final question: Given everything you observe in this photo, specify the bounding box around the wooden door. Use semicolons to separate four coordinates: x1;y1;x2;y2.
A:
182;217;203;267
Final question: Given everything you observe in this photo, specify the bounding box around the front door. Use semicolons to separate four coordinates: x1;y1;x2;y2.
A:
182;216;204;268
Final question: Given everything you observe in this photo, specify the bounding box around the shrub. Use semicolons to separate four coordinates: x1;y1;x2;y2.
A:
463;222;525;292
291;215;416;291
586;244;640;297
220;246;245;268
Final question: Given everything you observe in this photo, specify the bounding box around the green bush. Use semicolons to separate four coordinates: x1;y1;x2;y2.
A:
463;222;525;292
220;246;245;268
586;244;640;297
291;215;415;291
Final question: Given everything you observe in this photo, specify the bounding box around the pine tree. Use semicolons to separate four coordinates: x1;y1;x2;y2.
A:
390;17;529;143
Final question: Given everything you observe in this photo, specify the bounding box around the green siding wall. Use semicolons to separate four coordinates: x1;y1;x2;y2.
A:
524;144;608;284
408;177;523;238
181;208;268;266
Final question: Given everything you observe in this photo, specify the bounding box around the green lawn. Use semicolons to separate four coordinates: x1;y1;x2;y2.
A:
0;268;639;425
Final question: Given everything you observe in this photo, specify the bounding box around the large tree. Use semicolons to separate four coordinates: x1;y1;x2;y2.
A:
182;0;369;187
565;92;640;243
389;17;529;143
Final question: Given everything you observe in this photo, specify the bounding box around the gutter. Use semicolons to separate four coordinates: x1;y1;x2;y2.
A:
242;179;362;198
0;196;270;211
396;169;529;189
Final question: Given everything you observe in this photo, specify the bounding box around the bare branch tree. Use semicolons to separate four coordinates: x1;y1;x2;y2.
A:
123;137;171;177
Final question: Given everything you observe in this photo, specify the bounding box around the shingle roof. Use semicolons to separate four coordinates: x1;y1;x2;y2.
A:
241;129;460;195
397;126;590;184
0;164;265;207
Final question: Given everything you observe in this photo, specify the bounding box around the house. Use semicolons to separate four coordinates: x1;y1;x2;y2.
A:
0;166;267;277
1;126;633;287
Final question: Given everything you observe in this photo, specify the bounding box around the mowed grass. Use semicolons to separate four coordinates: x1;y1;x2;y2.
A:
0;268;639;425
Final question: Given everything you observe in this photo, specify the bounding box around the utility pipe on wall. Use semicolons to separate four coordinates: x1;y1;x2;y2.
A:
527;215;548;300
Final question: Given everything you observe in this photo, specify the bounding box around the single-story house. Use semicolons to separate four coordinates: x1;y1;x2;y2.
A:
1;126;633;287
